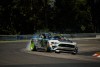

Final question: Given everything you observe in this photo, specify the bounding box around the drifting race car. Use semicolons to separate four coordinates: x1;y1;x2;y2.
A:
30;33;78;55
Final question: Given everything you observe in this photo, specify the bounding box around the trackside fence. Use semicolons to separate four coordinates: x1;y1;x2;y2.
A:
0;35;33;41
0;33;100;41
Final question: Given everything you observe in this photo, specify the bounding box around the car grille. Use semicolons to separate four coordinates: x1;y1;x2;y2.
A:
58;44;75;48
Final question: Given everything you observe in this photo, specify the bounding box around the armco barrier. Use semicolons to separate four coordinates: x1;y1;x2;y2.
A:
0;33;99;41
0;35;33;41
63;33;96;38
96;35;100;38
0;35;17;41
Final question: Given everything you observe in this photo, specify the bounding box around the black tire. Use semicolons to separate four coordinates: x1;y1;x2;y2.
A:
30;45;36;51
32;46;36;51
30;40;36;51
55;50;60;53
45;46;51;52
71;48;78;55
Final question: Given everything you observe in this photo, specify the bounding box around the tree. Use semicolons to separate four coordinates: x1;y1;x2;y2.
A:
0;0;98;34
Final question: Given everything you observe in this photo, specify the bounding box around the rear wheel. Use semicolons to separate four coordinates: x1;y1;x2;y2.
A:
30;40;36;51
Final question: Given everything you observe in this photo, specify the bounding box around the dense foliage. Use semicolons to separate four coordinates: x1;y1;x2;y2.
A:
0;0;99;34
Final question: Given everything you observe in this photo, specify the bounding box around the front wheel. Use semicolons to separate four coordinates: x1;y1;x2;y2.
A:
45;45;51;52
71;48;78;55
55;50;60;53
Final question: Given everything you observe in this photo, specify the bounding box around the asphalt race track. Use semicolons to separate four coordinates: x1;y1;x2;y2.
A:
0;39;100;67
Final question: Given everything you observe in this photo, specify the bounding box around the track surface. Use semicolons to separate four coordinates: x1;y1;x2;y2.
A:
0;39;100;67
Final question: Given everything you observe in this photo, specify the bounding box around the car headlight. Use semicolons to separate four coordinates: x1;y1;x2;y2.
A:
51;42;54;44
51;42;59;44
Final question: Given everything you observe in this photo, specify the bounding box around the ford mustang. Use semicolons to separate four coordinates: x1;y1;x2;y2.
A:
29;33;78;55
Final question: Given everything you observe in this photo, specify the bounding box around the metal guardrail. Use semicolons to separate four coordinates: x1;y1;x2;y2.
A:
0;33;99;41
0;35;33;41
63;33;96;38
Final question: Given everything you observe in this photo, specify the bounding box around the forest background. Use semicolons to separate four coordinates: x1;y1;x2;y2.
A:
0;0;100;35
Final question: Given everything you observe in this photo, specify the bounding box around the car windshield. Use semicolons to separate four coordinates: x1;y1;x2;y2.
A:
32;33;52;39
50;36;61;40
50;35;73;42
44;33;52;39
